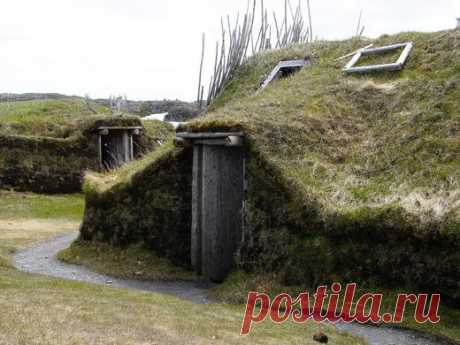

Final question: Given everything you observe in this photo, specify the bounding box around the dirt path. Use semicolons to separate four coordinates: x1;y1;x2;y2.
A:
12;233;457;345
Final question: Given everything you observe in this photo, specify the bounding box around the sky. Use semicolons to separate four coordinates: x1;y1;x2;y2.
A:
0;0;458;102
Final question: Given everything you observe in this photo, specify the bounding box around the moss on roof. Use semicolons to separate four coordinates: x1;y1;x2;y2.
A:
183;29;460;224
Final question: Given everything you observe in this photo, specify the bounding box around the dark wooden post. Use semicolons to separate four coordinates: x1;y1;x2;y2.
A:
191;144;204;274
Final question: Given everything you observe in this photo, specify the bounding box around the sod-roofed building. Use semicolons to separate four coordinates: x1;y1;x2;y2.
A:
80;30;460;304
0;101;174;193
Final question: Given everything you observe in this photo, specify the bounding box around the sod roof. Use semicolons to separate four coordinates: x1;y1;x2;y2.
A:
0;98;111;138
87;29;460;230
0;97;174;144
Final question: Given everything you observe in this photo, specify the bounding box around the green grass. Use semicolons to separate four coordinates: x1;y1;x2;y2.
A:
354;46;404;67
84;140;176;194
0;190;84;220
142;119;175;141
0;268;366;345
0;98;111;138
58;239;197;282
210;271;460;343
0;191;83;267
0;191;366;344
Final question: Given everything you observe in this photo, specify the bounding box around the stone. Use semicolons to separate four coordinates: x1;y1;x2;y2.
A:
313;332;328;343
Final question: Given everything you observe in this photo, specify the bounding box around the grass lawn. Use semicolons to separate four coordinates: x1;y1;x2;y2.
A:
0;191;84;220
0;190;366;345
0;191;84;266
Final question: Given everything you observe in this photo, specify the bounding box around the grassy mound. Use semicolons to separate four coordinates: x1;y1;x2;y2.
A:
0;98;110;138
0;97;175;141
82;144;193;263
80;29;460;308
0;99;175;192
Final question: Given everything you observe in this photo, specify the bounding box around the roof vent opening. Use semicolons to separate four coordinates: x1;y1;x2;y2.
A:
257;59;310;93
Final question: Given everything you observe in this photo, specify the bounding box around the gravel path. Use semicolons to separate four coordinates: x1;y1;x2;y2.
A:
12;233;457;345
12;232;210;304
335;321;457;345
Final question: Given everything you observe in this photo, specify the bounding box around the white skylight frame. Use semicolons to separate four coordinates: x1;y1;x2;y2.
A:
343;42;413;74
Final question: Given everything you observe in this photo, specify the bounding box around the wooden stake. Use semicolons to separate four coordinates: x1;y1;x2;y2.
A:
306;0;313;42
197;33;205;105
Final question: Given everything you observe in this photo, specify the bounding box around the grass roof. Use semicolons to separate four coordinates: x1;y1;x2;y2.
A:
0;98;111;138
0;97;175;145
183;29;460;224
87;29;460;227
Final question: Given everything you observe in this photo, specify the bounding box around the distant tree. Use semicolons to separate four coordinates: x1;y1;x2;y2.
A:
139;102;153;116
108;94;129;116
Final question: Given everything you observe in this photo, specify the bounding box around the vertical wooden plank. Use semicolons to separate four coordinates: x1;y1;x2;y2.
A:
219;147;244;279
191;145;203;273
112;132;123;167
129;134;134;160
201;145;216;279
98;135;103;168
201;145;244;282
122;130;130;163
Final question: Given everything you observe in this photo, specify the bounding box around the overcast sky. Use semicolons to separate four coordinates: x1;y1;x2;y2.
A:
0;0;458;102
